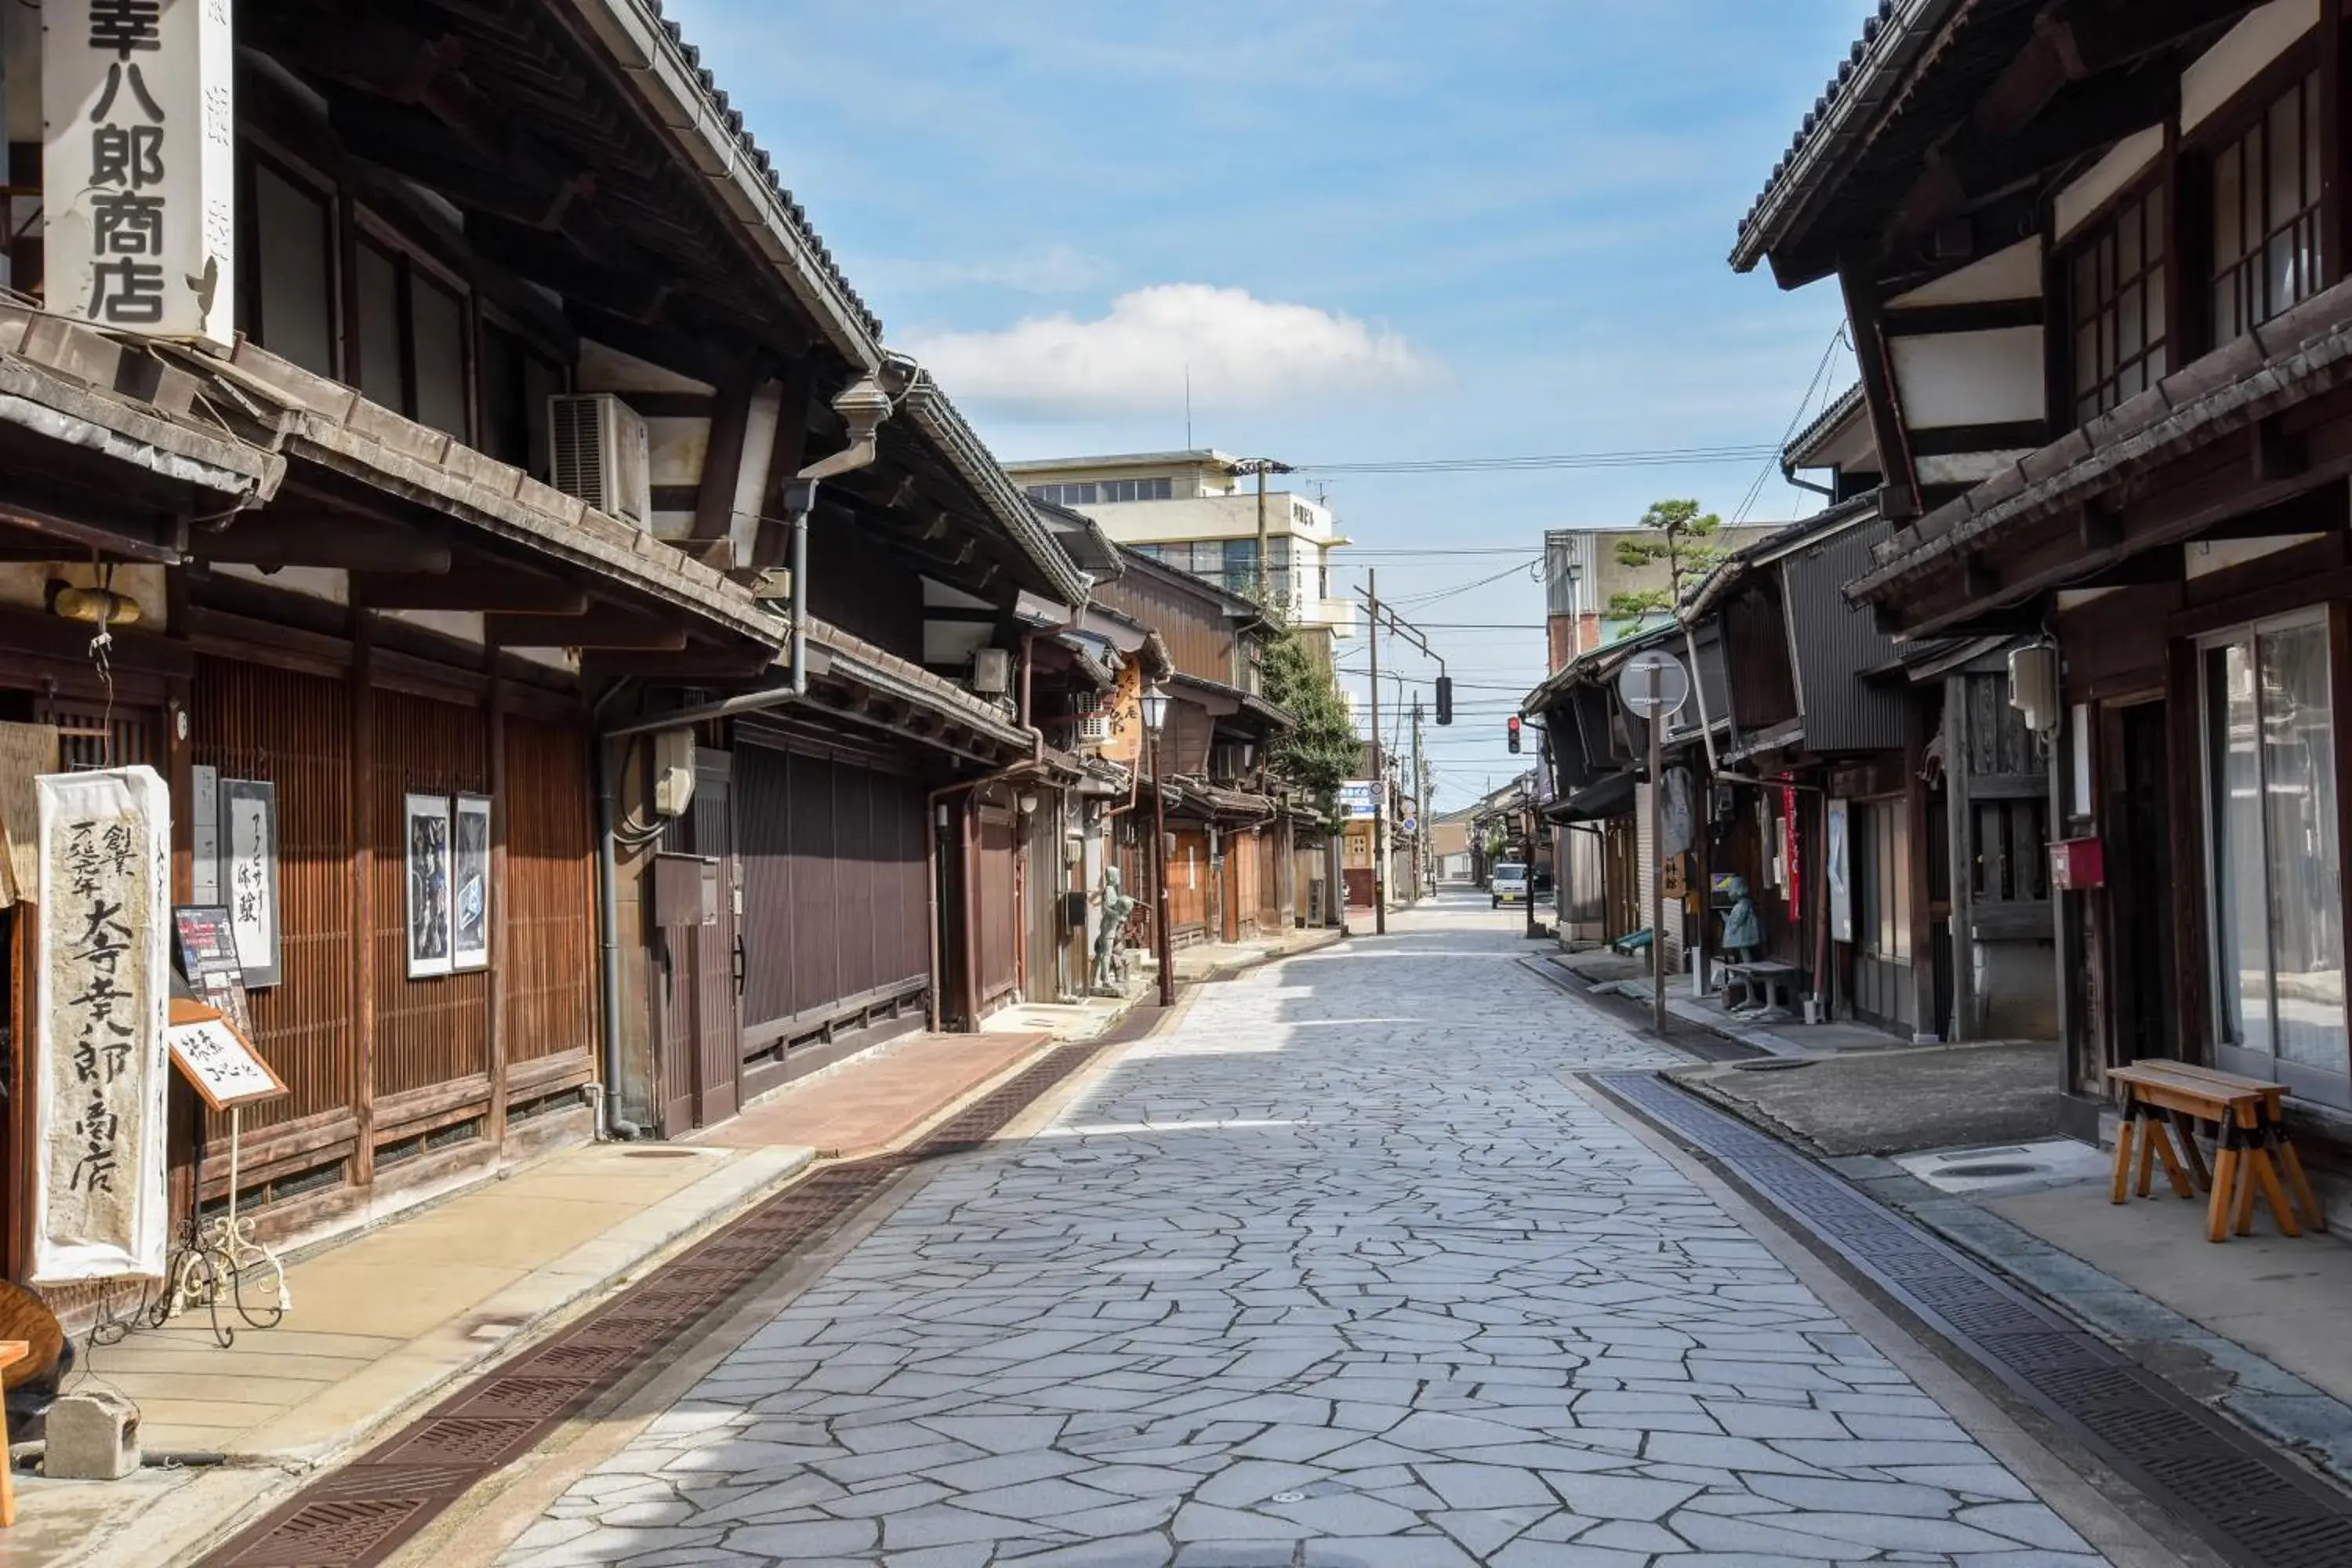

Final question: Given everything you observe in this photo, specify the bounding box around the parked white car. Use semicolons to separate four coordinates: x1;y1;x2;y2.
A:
1490;862;1530;908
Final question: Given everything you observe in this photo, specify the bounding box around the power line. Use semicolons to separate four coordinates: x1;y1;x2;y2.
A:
1293;444;1782;475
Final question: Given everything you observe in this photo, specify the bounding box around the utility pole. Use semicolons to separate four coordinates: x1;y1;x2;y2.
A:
1233;458;1294;604
1367;568;1387;935
1411;697;1426;903
1648;661;1667;1033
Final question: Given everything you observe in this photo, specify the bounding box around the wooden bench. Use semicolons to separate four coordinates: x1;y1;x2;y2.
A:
1722;959;1802;1014
2106;1061;2326;1243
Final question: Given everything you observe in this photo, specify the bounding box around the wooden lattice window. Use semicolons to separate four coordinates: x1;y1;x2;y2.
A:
2211;69;2325;345
2070;187;2167;425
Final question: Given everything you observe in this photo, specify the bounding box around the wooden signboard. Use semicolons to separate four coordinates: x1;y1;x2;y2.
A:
165;999;289;1112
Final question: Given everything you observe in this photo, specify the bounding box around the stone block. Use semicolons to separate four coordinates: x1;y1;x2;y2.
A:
45;1389;140;1480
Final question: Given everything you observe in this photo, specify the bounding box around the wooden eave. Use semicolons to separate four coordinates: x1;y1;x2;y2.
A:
1852;275;2352;637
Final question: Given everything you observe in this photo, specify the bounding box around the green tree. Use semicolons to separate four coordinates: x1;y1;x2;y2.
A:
1260;627;1360;826
1606;499;1724;617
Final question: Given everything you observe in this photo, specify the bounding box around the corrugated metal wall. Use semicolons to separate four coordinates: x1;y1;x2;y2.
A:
1783;520;1906;753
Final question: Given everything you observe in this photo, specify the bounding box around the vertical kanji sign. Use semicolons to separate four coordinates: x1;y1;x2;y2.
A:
34;767;171;1283
42;0;236;347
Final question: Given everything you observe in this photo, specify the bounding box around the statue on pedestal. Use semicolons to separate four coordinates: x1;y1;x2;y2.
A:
1091;866;1137;994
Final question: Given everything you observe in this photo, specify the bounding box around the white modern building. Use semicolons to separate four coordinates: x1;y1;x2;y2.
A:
1006;452;1358;650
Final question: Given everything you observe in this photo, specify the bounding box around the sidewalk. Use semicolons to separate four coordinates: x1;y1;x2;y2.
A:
1167;921;1345;982
1611;996;2352;1490
22;1011;1138;1566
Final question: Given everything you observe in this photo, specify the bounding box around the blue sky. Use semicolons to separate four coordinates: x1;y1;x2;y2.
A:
665;0;1870;808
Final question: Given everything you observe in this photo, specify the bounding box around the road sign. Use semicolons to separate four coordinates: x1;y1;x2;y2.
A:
1617;649;1690;718
1401;816;1417;834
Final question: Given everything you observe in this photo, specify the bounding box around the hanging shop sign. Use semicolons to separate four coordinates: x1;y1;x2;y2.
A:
221;778;280;986
452;793;492;972
1825;798;1853;943
42;0;237;347
1338;780;1378;821
404;793;453;979
33;767;172;1283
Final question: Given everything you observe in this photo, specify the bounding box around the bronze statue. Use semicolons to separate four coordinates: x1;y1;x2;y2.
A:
1091;866;1137;994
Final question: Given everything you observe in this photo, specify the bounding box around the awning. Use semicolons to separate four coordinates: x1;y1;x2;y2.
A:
1550;771;1636;824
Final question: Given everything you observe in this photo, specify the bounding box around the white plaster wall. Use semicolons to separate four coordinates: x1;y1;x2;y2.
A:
1890;327;2046;427
213;563;348;604
1889;238;2042;308
2184;0;2321;132
2187;534;2324;579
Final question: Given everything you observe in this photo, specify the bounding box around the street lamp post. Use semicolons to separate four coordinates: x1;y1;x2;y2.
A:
1142;681;1177;1006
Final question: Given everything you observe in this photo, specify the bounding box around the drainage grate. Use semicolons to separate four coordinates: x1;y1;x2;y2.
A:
197;1011;1157;1568
1592;1071;2352;1568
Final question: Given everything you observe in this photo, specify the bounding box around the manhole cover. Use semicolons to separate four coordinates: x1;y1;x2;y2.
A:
1938;1161;2041;1178
622;1148;700;1159
1731;1058;1815;1073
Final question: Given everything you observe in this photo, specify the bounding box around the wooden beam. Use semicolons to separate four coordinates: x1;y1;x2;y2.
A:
485;614;687;650
751;356;819;572
351;570;589;614
1838;257;1922;521
2253;416;2307;483
195;515;452;573
2078;549;2187;587
2079;500;2125;551
0;499;183;564
579;648;779;684
691;357;759;543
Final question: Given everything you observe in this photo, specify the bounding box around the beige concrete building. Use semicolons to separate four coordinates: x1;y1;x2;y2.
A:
1007;452;1358;648
1542;521;1786;670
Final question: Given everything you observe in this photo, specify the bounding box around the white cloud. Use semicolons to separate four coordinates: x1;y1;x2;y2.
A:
900;284;1435;418
867;243;1117;296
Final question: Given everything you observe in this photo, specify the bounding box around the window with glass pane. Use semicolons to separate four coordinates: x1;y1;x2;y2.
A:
2205;619;2346;1081
2211;70;2325;345
250;162;336;376
2069;187;2165;425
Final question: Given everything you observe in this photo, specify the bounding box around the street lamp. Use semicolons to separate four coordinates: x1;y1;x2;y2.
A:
1140;682;1176;1006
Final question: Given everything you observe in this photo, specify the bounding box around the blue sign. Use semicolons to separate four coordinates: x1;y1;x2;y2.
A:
1338;780;1378;821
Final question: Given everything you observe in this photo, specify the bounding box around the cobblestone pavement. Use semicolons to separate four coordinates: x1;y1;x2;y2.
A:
503;898;2113;1566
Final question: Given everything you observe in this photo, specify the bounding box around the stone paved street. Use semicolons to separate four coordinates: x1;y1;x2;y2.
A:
502;897;2114;1566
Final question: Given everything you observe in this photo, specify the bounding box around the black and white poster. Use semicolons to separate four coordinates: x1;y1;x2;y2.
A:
405;793;452;979
452;794;492;972
221;779;281;987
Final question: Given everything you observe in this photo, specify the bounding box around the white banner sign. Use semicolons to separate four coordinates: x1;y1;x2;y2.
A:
34;767;172;1283
42;0;237;347
1826;797;1854;945
1338;779;1378;821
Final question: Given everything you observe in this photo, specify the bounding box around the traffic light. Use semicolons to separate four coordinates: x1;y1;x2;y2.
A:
1435;676;1454;726
1507;715;1523;753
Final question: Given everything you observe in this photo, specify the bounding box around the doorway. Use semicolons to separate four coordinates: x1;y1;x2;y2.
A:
654;749;740;1134
2109;701;2176;1067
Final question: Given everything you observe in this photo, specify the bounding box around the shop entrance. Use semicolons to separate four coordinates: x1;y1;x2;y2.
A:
2109;701;2176;1069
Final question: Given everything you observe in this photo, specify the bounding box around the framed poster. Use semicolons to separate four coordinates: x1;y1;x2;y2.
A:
1825;797;1853;943
173;906;255;1041
452;794;492;972
405;793;453;979
34;766;172;1283
221;779;281;987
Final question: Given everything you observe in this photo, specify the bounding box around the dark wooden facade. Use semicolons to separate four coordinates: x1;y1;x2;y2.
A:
1745;0;2352;1131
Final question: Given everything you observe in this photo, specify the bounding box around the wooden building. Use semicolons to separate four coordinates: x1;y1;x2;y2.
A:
0;0;1116;1278
1737;0;2352;1134
1091;549;1298;950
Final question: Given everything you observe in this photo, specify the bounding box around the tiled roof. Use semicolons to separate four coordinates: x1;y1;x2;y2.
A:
636;0;881;339
1730;0;1958;273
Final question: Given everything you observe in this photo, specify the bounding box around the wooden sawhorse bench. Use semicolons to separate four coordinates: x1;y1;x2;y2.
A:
2106;1061;2326;1242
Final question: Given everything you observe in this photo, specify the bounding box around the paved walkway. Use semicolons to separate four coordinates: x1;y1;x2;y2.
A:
499;896;2119;1566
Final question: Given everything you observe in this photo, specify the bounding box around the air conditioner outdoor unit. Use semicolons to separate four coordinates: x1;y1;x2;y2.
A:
971;648;1013;695
548;394;652;528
